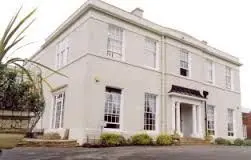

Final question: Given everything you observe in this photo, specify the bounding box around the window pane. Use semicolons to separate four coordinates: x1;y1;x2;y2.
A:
144;93;157;131
107;25;123;60
207;105;215;135
144;38;156;68
225;66;232;89
104;87;121;129
52;91;65;129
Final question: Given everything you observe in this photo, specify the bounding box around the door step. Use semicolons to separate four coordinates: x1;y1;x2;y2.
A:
180;137;211;145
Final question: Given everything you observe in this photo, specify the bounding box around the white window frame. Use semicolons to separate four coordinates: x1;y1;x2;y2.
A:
51;90;65;129
144;93;157;131
207;105;216;136
107;25;124;61
144;37;158;69
180;49;190;77
55;38;69;69
227;108;234;137
225;66;232;89
104;87;122;130
206;59;215;84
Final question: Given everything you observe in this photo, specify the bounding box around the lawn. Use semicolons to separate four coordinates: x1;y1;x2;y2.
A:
0;134;24;149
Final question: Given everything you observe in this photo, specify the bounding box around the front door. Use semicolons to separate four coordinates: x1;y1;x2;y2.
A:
180;103;193;137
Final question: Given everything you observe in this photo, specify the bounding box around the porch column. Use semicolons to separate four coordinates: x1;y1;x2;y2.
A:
171;100;176;133
197;105;202;137
192;104;197;137
176;102;181;134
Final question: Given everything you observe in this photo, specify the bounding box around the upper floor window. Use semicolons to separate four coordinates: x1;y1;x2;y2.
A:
56;38;69;69
207;105;215;135
206;59;214;83
107;25;123;60
104;87;121;129
227;108;234;136
225;66;232;89
144;93;157;131
180;49;189;77
144;38;157;68
52;91;65;129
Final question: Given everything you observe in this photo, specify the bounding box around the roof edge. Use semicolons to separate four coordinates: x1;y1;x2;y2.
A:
29;0;242;66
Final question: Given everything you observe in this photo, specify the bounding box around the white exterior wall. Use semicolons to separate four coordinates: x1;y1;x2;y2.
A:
32;1;242;144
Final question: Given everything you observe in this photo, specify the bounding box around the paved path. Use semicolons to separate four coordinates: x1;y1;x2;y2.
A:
1;145;251;160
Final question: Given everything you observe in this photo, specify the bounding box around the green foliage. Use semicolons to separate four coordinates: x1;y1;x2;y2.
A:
204;135;213;142
244;139;251;146
100;133;126;146
131;133;153;145
0;8;66;134
0;69;44;111
42;132;61;140
156;134;172;145
234;138;244;146
215;137;231;145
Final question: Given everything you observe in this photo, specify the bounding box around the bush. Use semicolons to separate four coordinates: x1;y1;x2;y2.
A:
131;133;153;145
234;138;244;146
244;139;251;146
100;133;126;146
42;132;61;140
171;133;181;145
156;134;172;145
214;137;232;145
215;137;228;145
204;135;213;142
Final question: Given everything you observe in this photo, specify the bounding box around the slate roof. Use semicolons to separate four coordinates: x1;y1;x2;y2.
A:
169;85;205;99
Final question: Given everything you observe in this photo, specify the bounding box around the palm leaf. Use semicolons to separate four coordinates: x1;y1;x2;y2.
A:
7;58;68;78
0;7;22;61
12;62;35;84
3;9;36;47
3;36;25;55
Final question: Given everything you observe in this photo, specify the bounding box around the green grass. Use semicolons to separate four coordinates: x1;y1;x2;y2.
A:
0;134;24;149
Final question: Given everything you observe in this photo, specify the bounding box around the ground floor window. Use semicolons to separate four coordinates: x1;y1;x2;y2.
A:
227;109;234;136
207;105;215;135
144;93;157;131
104;87;121;129
52;91;65;129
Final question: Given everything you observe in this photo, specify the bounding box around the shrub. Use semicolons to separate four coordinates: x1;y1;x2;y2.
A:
214;137;232;145
215;137;228;145
171;133;181;145
156;134;172;145
244;139;251;146
42;132;61;140
100;133;126;146
234;138;244;146
204;135;213;142
131;133;153;145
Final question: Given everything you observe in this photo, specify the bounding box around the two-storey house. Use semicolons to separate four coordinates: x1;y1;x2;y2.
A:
31;0;242;144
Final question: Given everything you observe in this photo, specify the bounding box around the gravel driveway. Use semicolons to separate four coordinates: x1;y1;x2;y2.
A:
1;145;251;160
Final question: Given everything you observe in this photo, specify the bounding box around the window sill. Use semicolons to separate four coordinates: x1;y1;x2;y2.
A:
103;128;122;132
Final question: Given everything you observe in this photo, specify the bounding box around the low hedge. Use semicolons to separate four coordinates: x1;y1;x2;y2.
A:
234;138;244;146
131;133;153;145
215;137;230;145
244;139;251;146
156;134;172;145
100;133;126;146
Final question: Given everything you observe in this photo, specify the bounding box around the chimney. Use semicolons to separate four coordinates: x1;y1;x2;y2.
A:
131;8;144;18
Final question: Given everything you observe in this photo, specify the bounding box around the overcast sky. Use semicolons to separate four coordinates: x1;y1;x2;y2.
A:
0;0;250;109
